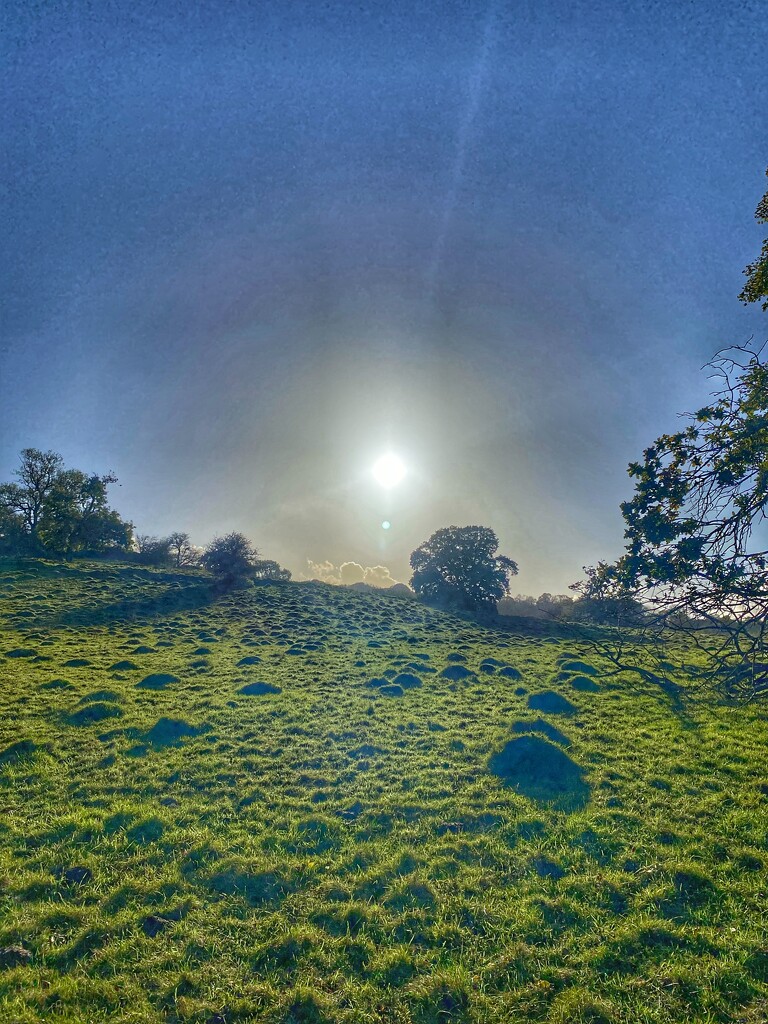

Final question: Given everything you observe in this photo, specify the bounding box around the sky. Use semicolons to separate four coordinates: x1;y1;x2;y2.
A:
1;0;766;593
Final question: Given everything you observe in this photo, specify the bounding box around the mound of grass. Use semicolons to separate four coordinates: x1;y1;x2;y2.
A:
135;673;179;689
0;739;44;764
511;718;571;746
392;672;422;689
238;681;281;695
440;664;474;680
527;690;577;714
569;674;601;691
498;665;522;679
142;718;205;746
66;701;123;726
489;735;590;809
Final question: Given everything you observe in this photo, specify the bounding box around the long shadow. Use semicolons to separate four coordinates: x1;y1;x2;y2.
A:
489;735;590;812
592;659;699;725
1;557;198;585
637;670;689;715
1;558;225;630
483;608;700;723
25;579;219;629
448;606;641;644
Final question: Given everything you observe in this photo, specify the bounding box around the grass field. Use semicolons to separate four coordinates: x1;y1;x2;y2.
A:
1;559;767;1023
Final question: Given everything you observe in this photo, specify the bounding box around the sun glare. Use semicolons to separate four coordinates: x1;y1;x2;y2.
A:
372;453;406;488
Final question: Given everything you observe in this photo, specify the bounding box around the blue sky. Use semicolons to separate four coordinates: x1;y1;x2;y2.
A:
1;0;766;591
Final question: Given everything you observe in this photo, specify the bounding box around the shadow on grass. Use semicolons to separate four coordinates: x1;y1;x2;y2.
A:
25;578;219;629
494;608;699;722
489;735;590;812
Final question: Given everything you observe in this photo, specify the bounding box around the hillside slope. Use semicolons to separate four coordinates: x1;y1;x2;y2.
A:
1;560;767;1023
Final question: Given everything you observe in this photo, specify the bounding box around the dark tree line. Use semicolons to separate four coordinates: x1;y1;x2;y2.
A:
199;532;291;584
498;589;645;626
0;449;290;584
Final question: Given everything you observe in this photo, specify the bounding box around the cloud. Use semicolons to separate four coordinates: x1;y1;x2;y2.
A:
362;564;399;588
340;561;365;585
304;560;340;584
304;559;399;588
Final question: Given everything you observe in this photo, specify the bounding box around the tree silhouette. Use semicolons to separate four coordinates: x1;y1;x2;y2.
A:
410;525;518;613
168;532;199;567
200;532;259;581
577;343;768;697
251;558;291;581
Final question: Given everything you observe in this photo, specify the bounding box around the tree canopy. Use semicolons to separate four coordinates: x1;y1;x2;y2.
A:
577;174;768;696
200;532;260;581
251;558;292;581
0;449;132;557
739;168;768;311
578;343;768;695
199;534;291;585
410;525;518;613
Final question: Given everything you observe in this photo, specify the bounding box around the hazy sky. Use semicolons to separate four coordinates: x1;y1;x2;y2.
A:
2;0;766;593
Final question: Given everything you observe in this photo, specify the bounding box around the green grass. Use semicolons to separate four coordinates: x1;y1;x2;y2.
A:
0;558;767;1023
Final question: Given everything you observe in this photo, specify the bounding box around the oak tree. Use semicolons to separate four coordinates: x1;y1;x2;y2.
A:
410;525;518;613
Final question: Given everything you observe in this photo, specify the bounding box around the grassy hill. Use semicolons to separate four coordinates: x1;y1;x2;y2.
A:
1;559;767;1023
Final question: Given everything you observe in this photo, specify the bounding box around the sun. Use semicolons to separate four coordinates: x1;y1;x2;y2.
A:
372;453;406;488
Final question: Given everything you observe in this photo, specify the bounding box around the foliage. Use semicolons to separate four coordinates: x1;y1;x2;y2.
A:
410;525;518;613
499;593;574;619
498;589;644;626
0;501;29;556
251;558;291;581
577;344;768;696
0;448;62;549
568;564;647;627
134;532;200;568
200;531;260;580
535;592;575;619
134;535;173;566
739;168;768;311
0;449;132;557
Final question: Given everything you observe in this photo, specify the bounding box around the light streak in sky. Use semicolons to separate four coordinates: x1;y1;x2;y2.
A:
425;1;500;299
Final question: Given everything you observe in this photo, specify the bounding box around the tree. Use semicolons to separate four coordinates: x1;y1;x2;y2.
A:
167;531;199;568
535;592;576;620
410;525;518;613
568;564;646;627
0;449;63;550
251;558;291;581
0;449;132;558
134;534;173;566
0;502;29;555
200;532;259;580
577;342;768;697
739;168;768;310
38;469;131;556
